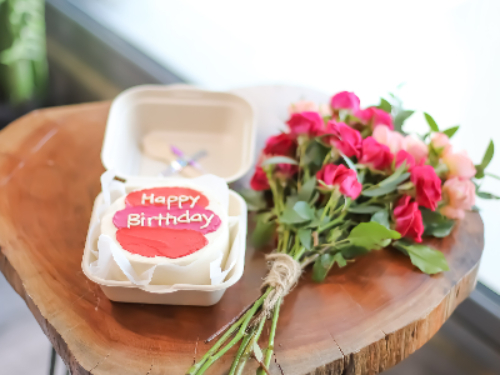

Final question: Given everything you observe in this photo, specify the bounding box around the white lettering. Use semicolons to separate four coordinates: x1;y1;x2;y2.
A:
167;195;178;209
178;195;189;208
189;195;201;208
190;213;202;222
154;196;165;204
200;214;214;229
127;214;141;228
142;193;155;205
178;210;190;223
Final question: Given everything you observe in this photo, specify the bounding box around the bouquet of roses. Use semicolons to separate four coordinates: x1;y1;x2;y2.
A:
188;91;498;375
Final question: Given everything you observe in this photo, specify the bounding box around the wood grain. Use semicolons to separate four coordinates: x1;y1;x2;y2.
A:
0;103;484;375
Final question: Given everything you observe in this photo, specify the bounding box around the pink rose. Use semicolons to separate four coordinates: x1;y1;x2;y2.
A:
403;136;428;164
430;133;452;155
263;133;297;157
356;107;394;129
440;177;475;219
410;165;442;211
330;91;360;113
442;150;476;180
359;137;393;171
274;163;298;180
288;101;319;115
395;150;416;171
394;195;424;243
286;111;324;136
372;126;405;154
316;164;362;199
324;120;362;158
250;166;270;191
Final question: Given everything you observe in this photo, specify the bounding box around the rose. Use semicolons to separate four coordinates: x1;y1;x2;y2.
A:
250;166;269;191
356;107;393;129
263;133;297;157
330;91;360;113
373;126;405;154
324;120;362;158
442;150;476;179
274;163;298;180
316;164;362;199
395;150;416;171
403;135;428;164
440;177;475;219
288;101;319;115
410;165;442;211
359;136;393;171
430;133;452;155
286;111;325;136
394;195;424;243
318;103;332;117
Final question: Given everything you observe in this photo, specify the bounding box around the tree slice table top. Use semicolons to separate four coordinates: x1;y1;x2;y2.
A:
0;100;484;375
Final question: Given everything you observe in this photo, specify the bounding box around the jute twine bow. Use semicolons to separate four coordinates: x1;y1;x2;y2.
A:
256;253;302;323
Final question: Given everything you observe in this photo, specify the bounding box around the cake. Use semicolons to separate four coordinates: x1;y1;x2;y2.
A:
99;180;230;284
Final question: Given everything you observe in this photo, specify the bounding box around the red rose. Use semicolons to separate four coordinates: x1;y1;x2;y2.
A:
395;150;416;171
394;195;424;243
356;107;393;129
330;91;360;113
275;163;298;179
263;133;297;157
410;165;442;211
286;111;324;136
250;166;270;191
359;137;393;171
325;120;362;158
316;164;362;199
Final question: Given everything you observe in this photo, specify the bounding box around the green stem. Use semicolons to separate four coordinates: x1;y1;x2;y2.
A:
257;297;281;375
234;317;267;375
228;326;255;375
190;289;271;375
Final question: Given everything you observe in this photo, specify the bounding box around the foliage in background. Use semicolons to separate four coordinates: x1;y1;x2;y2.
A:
0;0;47;105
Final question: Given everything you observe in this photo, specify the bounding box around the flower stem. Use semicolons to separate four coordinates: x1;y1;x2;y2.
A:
233;316;267;375
228;326;254;375
257;296;281;375
189;289;271;375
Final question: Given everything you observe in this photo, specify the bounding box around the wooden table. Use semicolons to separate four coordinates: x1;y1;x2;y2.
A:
0;100;484;375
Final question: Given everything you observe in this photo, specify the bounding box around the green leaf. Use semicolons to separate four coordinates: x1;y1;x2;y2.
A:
239;189;267;211
348;205;384;214
371;209;390;229
442;125;459;138
298;177;317;202
280;206;309;225
252;341;263;362
477;191;500;200
486;172;500;181
304;141;329;166
421;209;455;238
261;156;298;166
347;222;401;250
394;110;414;133
340;245;370;259
362;184;400;197
298;228;312;250
293;201;315;220
475;165;485;179
327;227;343;243
480;140;494;169
424;112;439;132
342;154;357;172
394;240;449;274
378;98;392;113
380;170;410;188
312;253;346;282
252;215;276;248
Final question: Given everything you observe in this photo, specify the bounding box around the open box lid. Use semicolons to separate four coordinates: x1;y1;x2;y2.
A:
101;85;255;183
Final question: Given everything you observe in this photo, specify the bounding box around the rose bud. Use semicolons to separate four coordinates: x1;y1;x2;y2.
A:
395;150;416;171
372;125;405;154
316;164;362;199
442;150;476;180
330;91;361;113
394;195;424;243
440;177;475;219
430;132;452;155
410;165;442;211
263;133;297;157
274;163;298;181
286;111;325;137
403;135;429;164
250;166;270;191
288;100;319;115
356;107;394;129
324;120;362;158
359;136;394;171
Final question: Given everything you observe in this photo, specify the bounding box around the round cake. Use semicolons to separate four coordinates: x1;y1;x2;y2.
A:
99;181;230;281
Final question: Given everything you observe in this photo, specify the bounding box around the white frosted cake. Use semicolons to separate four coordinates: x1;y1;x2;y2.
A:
99;181;230;279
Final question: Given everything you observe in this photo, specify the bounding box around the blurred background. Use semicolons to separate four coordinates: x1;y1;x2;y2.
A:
0;0;499;374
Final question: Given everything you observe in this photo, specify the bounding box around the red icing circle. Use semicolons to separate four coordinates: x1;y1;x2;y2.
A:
116;227;208;259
